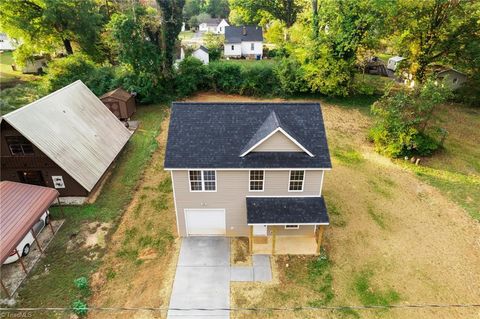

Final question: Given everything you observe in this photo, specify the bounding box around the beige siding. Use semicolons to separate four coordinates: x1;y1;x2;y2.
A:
171;170;324;237
252;131;303;152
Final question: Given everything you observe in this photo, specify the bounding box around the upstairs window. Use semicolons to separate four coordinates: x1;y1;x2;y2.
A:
189;170;216;192
6;136;34;156
289;170;304;191
249;170;264;191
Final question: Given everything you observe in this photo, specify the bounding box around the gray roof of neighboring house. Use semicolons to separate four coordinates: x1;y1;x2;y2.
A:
1;80;132;191
246;197;329;224
196;45;209;53
225;26;263;43
202;18;222;26
164;102;331;169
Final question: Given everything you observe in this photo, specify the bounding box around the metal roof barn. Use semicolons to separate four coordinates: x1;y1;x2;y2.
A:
1;80;132;191
0;181;58;265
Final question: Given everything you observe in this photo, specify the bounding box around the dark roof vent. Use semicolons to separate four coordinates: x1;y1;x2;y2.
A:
242;26;247;36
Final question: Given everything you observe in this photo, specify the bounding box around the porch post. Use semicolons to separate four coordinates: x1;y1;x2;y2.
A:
249;226;253;254
271;227;276;255
0;279;10;298
31;229;43;253
316;225;325;254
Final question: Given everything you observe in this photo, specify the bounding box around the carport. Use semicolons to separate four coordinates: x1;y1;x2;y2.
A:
0;181;60;297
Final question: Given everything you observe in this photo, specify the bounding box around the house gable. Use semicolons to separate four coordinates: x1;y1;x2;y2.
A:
240;111;313;157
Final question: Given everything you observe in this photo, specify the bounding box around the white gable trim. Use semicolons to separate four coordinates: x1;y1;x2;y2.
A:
240;127;314;157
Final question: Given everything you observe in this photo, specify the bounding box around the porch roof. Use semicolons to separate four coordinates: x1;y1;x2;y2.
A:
246;197;329;225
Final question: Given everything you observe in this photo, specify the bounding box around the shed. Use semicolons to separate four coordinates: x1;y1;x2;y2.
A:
0;181;59;296
100;88;136;120
192;46;209;65
436;68;467;90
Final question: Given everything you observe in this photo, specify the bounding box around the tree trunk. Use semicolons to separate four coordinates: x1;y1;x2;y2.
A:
312;0;319;38
63;39;73;55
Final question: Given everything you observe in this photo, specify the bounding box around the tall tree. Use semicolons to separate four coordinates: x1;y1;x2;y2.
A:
157;0;185;72
0;0;103;59
183;0;201;21
205;0;229;18
391;0;477;82
229;0;302;28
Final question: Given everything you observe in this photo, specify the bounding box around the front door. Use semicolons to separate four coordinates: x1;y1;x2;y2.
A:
253;224;268;236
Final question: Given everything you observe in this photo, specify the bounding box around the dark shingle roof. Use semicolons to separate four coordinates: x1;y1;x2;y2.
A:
203;18;222;26
225;26;263;43
164;102;331;169
246;197;329;224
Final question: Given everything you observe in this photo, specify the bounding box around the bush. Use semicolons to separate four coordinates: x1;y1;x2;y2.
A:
205;62;242;93
116;68;171;104
274;57;308;96
43;54;116;95
175;57;207;98
239;62;278;96
369;81;451;158
71;300;88;316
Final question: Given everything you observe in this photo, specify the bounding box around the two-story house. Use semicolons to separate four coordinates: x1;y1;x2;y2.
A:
224;26;263;59
0;80;132;204
199;18;229;34
164;102;331;254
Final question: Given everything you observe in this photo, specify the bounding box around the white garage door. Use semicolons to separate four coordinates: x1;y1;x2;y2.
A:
185;209;226;236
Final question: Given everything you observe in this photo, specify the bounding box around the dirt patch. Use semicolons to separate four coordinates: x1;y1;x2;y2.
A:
89;112;179;319
231;237;251;266
66;222;111;259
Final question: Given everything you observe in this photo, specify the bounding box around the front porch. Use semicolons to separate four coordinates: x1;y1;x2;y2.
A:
251;232;325;255
246;197;329;255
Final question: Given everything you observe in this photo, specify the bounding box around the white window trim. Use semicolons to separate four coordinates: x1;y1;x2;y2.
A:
249;170;265;192
188;170;217;192
288;170;305;192
239;127;314;157
285;225;299;229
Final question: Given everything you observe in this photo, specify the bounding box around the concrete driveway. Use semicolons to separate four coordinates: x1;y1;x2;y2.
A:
167;237;230;319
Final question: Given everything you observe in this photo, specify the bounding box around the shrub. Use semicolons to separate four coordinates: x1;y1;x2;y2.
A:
43;54;116;95
74;277;89;291
205;62;242;93
369;80;451;157
239;63;278;96
71;300;88;316
116;68;171;104
273;57;308;96
175;57;207;97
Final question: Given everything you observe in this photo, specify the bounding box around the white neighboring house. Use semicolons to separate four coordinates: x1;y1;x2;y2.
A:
387;56;405;71
192;46;209;65
199;18;229;34
224;26;263;59
0;33;16;51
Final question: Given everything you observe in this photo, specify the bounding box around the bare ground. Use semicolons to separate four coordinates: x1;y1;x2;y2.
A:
88;112;178;319
188;93;480;319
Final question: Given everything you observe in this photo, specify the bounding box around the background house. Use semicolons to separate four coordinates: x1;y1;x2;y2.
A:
100;88;136;120
0;80;132;204
199;18;229;34
191;46;209;64
0;33;16;51
224;26;263;59
387;56;405;71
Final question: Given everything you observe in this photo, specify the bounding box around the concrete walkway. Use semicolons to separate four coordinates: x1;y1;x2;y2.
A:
167;237;272;319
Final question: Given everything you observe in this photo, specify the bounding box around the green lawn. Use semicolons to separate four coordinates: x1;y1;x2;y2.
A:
12;104;168;317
